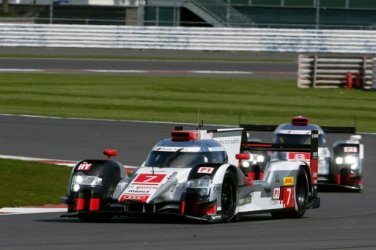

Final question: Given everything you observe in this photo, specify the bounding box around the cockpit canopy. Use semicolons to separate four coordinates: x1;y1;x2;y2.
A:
273;123;326;146
144;138;228;168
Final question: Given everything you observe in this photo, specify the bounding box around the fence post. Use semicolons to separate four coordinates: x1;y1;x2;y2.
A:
312;55;318;88
373;58;376;90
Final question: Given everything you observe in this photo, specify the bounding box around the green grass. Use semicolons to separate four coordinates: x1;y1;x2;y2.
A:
0;73;375;132
0;159;71;207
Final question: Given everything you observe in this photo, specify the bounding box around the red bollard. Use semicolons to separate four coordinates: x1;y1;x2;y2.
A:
346;72;353;88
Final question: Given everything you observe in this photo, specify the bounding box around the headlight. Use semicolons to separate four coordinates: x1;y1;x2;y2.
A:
335;157;344;165
241;161;250;168
345;155;357;164
187;176;211;188
256;155;265;163
71;174;103;191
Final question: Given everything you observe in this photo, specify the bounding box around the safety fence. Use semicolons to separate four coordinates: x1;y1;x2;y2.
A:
2;24;376;54
298;55;374;89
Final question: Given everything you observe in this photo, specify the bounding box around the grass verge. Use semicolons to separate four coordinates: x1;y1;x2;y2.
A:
0;73;375;132
0;159;71;207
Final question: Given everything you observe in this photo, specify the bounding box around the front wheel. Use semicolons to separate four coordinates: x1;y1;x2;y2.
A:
221;171;237;222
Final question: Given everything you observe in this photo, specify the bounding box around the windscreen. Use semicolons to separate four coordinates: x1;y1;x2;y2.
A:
274;134;324;145
144;151;227;168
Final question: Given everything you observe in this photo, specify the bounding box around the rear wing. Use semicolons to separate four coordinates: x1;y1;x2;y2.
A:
207;128;246;166
243;130;319;191
240;124;356;134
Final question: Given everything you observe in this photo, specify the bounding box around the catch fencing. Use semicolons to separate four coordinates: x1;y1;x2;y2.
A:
1;24;376;54
1;23;376;89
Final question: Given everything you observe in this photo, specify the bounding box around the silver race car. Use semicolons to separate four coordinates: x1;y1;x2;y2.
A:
63;127;320;222
241;116;364;191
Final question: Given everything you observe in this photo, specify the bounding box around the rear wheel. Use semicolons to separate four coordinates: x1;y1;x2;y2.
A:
221;171;237;222
272;168;309;219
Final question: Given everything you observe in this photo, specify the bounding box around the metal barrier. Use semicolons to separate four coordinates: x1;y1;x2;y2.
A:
1;24;376;54
298;55;373;89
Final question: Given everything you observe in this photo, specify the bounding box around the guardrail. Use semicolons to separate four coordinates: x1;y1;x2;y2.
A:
298;55;373;89
1;24;376;54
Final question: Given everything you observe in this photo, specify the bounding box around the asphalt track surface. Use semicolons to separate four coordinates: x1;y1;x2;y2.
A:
0;47;296;78
0;51;376;250
0;114;375;250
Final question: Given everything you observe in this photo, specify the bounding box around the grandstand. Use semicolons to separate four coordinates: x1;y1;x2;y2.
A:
1;0;376;28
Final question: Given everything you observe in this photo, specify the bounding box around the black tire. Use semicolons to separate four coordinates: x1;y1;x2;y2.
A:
221;171;237;222
271;168;309;219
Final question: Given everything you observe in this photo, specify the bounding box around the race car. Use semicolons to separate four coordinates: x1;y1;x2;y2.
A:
62;127;320;223
240;116;364;191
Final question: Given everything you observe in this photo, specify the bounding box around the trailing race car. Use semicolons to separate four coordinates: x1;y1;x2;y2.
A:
62;127;320;223
240;116;364;191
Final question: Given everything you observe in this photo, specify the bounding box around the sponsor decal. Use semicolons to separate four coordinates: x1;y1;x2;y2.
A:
77;162;92;171
119;194;149;203
197;167;214;174
283;176;295;186
287;152;311;161
344;147;357;153
272;188;280;200
279;130;312;135
119;173;168;204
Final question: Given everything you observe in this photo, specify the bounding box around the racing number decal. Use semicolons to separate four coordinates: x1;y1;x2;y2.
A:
344;147;357;153
133;174;167;185
77;162;92;171
287;152;311;161
281;187;294;208
197;167;214;174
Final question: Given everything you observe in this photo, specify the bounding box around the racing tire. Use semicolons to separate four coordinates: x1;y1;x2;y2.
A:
271;168;309;219
221;171;237;222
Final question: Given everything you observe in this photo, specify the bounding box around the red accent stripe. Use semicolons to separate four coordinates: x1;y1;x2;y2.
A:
180;201;185;214
206;204;217;215
336;174;341;185
89;198;100;211
260;172;264;179
310;158;318;184
76;198;85;211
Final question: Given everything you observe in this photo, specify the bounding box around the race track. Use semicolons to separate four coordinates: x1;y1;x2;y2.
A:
0;49;375;249
0;115;375;250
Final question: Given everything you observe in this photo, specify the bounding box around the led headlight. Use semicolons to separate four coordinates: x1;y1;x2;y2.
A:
335;157;344;165
345;155;357;164
256;155;265;163
187;176;211;188
241;161;250;168
72;175;103;186
71;174;103;192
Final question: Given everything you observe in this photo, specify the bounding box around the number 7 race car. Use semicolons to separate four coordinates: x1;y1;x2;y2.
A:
62;127;320;223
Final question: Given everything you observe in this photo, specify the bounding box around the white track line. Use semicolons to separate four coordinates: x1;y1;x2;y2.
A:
0;207;66;216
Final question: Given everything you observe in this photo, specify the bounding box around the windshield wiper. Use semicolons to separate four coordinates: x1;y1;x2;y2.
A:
158;148;184;169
